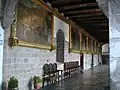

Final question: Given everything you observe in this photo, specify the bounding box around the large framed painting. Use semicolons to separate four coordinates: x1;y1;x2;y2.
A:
88;37;91;52
96;42;99;54
92;40;95;53
94;41;97;53
9;0;54;50
81;33;87;53
69;27;81;53
91;39;94;53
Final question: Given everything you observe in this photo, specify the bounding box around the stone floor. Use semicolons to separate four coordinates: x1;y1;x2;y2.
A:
41;65;109;90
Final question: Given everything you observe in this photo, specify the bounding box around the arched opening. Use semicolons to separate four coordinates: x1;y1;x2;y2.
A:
102;43;109;64
56;29;65;63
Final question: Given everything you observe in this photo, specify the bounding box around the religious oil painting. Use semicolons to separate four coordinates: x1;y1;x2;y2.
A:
81;33;86;51
10;0;54;50
70;27;80;53
88;37;91;52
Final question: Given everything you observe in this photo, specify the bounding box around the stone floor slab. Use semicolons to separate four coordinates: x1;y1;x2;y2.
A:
41;65;109;90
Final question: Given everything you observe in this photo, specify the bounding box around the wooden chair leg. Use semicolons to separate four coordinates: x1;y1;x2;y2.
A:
42;78;44;88
58;71;59;82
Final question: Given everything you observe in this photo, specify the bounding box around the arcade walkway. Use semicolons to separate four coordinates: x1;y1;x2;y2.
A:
41;65;109;90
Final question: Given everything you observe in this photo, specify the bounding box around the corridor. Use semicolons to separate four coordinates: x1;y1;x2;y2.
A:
0;0;109;90
42;65;109;90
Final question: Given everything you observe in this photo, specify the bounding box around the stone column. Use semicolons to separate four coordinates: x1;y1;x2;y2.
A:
109;0;120;89
0;22;4;90
0;0;1;20
1;0;18;29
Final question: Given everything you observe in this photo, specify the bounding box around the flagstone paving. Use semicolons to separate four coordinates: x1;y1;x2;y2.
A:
41;65;109;90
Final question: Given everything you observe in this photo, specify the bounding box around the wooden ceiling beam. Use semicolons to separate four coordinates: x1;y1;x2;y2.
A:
77;22;109;29
68;13;103;18
59;5;99;12
48;0;57;2
51;0;96;8
99;27;109;30
69;15;106;19
59;2;98;10
100;30;109;32
77;23;108;30
69;14;105;19
60;7;100;13
64;11;102;17
63;9;101;15
77;23;108;27
75;18;107;21
74;19;108;24
75;19;108;22
99;24;109;27
73;16;107;20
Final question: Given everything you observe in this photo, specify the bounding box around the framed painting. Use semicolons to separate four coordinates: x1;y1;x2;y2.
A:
88;37;91;53
69;26;81;54
96;42;100;54
94;41;97;53
9;0;54;50
81;33;87;53
91;39;94;53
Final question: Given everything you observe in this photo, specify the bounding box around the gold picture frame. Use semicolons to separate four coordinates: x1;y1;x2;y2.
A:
69;26;81;54
9;0;54;51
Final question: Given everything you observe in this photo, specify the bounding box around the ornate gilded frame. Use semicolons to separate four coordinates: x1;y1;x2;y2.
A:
69;26;81;54
9;0;54;51
80;33;88;54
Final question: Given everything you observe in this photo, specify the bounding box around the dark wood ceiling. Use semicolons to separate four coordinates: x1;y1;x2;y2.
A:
47;0;109;43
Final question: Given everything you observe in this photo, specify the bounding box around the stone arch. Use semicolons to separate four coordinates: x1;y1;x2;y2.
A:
102;43;109;53
102;43;109;64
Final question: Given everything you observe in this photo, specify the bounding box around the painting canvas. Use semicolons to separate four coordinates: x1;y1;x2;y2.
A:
10;0;53;49
96;43;99;53
71;27;80;50
81;34;86;51
88;38;91;52
91;39;93;52
93;41;96;53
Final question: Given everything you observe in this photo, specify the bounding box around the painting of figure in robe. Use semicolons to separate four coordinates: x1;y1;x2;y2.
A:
88;38;91;51
71;28;80;50
16;0;52;46
81;34;86;51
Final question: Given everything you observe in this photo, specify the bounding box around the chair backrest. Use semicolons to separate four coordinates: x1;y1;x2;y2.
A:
53;63;57;72
64;62;66;69
76;61;79;66
49;63;53;73
64;61;79;69
43;64;49;75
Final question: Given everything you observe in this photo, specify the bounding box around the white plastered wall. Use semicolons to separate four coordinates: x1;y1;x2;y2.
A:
84;54;92;70
54;16;80;69
93;55;99;67
84;54;100;70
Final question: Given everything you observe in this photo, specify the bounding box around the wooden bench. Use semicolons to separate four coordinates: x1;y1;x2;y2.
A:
64;61;80;78
42;63;62;87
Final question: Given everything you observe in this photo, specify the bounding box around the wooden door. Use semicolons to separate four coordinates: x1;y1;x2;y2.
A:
91;54;94;68
80;54;84;69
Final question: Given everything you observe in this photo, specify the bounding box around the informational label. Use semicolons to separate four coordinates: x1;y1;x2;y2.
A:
0;24;4;90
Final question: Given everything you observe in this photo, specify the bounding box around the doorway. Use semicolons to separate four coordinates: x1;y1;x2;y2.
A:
91;54;94;68
80;54;84;70
56;29;65;63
